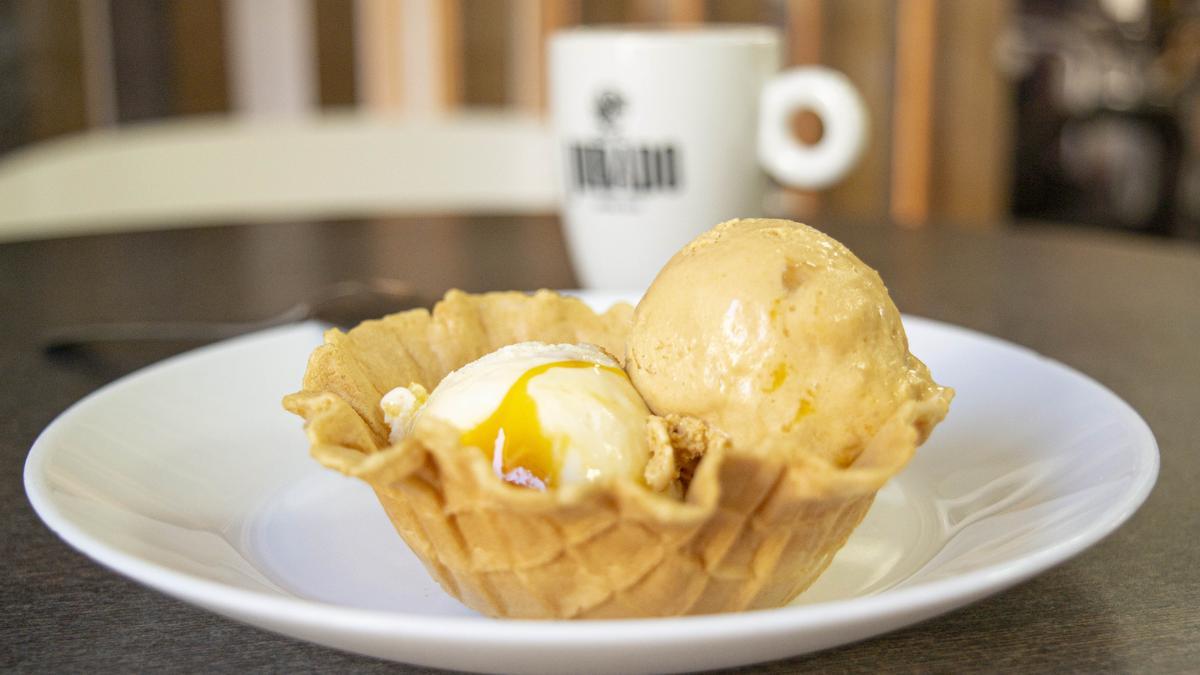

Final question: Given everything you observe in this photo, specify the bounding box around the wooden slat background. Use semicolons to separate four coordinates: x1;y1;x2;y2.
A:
824;0;895;222
890;0;936;227
16;0;87;141
314;0;356;108
110;0;171;123
463;0;509;107
0;0;27;154
0;0;1016;227
932;0;1013;226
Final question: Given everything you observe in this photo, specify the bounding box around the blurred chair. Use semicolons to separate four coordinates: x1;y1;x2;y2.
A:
0;112;556;242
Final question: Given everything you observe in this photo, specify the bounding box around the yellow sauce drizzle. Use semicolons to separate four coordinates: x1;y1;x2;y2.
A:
782;397;815;432
765;362;789;392
459;360;626;488
769;297;782;321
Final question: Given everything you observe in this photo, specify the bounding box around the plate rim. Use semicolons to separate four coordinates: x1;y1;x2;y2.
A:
23;308;1160;647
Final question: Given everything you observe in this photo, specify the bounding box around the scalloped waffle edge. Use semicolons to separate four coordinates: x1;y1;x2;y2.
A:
282;290;950;618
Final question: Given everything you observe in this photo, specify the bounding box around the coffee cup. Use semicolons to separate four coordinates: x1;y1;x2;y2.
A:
549;25;867;289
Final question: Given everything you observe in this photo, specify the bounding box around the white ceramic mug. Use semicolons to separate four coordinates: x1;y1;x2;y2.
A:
549;25;867;289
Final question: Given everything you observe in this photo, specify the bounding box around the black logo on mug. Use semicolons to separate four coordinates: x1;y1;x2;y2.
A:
567;89;681;195
595;90;625;131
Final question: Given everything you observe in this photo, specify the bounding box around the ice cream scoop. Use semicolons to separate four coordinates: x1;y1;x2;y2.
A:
626;218;951;466
382;341;653;489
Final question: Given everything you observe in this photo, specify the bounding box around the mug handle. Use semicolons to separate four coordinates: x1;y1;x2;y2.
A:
757;67;868;189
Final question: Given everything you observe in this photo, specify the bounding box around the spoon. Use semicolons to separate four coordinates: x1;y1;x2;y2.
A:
42;279;424;352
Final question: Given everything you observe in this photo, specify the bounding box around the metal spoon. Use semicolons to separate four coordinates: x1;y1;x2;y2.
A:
42;278;424;352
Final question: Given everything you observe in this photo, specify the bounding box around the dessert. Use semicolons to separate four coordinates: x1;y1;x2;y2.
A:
381;342;656;490
627;218;948;467
283;218;952;619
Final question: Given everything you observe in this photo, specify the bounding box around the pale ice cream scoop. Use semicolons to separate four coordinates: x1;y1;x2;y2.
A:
626;218;951;467
382;342;653;489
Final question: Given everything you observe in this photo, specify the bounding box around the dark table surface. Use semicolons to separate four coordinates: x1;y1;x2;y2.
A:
2;215;1198;673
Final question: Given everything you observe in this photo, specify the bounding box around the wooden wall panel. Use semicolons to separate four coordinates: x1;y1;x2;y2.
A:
931;0;1013;226
314;0;356;107
437;0;463;107
356;0;404;111
580;1;634;25
79;0;116;128
786;0;822;66
0;0;28;153
631;0;704;24
168;0;229;116
18;0;87;140
705;0;773;24
780;0;825;221
510;0;580;112
109;0;171;123
364;0;462;114
890;0;936;227
823;0;894;220
463;0;511;107
356;0;463;114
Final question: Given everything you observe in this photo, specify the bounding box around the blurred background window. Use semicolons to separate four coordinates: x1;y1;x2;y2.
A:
1002;0;1198;239
0;0;1196;241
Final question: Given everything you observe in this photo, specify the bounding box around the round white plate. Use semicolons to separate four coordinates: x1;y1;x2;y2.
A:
25;293;1158;674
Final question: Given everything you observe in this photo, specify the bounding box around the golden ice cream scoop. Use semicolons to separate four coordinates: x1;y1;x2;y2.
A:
626;218;951;466
382;342;654;489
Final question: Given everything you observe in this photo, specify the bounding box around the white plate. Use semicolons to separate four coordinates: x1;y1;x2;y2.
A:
25;293;1158;674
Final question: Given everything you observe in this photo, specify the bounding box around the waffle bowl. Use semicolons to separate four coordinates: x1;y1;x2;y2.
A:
283;289;950;619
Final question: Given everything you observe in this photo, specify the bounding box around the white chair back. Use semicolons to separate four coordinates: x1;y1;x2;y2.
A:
0;112;557;242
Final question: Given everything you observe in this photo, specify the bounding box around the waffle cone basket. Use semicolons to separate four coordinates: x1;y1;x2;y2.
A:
283;290;948;619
